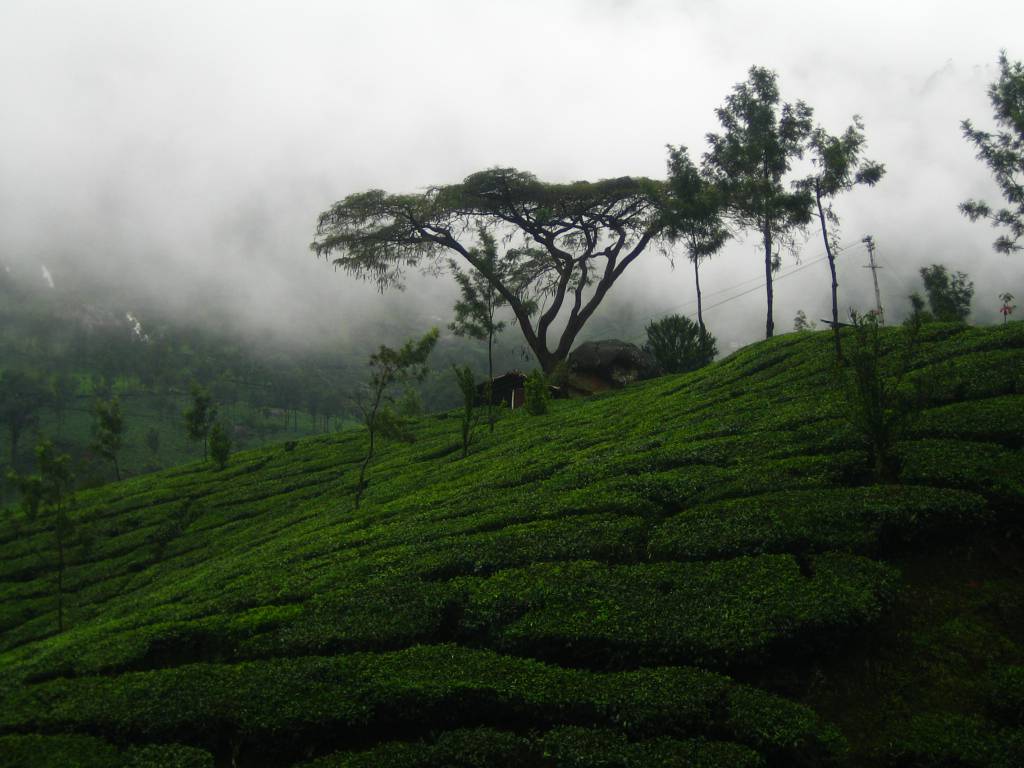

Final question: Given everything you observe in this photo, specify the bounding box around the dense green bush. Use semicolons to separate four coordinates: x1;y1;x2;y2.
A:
524;369;549;415
456;554;897;669
644;314;718;373
991;666;1024;726
0;644;842;764
649;486;989;560
882;713;1024;768
0;734;214;768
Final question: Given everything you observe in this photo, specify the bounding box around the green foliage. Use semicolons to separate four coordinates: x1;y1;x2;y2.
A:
457;554;897;669
842;312;924;481
920;264;974;322
885;713;1024;768
448;229;509;344
0;735;215;768
0;644;841;764
208;421;231;470
92;396;125;481
523;369;548;415
302;726;766;768
991;666;1024;726
644;314;717;373
451;365;479;459
355;329;439;507
449;228;519;433
650;486;988;561
960;52;1024;254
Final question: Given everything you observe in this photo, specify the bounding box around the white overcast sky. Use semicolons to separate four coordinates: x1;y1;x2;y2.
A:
1;0;1022;353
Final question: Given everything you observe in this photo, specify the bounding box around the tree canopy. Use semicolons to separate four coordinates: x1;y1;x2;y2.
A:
312;168;667;372
703;66;814;339
664;145;731;333
961;52;1024;254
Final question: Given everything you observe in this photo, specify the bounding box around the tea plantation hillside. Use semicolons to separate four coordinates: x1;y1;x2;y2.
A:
1;323;1022;768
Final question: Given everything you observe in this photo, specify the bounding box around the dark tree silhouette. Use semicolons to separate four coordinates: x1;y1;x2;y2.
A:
961;52;1024;254
92;397;125;481
184;384;217;461
0;370;49;469
919;264;974;322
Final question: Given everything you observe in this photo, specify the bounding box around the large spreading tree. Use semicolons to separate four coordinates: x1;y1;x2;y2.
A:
311;168;668;373
704;66;815;339
961;51;1024;254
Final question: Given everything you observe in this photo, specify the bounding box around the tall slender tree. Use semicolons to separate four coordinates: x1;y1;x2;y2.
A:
797;118;885;359
449;228;529;432
92;397;125;481
703;66;814;339
664;146;731;333
184;384;216;461
353;329;438;509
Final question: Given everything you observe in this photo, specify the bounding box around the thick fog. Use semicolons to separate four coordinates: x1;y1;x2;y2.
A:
1;0;1022;358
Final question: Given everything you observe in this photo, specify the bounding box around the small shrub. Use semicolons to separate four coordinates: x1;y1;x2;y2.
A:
524;369;548;415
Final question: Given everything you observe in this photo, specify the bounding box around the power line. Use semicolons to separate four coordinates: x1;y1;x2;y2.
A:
651;238;867;320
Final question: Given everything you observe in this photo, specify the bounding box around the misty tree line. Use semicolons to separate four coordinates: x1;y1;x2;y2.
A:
313;54;1023;373
0;268;364;474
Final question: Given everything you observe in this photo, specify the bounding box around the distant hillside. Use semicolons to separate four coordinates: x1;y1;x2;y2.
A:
0;267;502;489
1;322;1022;767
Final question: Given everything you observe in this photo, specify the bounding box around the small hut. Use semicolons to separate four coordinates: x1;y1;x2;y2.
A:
477;371;527;409
477;370;565;409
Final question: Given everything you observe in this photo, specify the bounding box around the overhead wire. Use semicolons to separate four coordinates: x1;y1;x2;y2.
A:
650;237;868;320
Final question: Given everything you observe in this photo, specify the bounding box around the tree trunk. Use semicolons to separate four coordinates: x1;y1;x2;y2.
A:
816;188;842;361
487;330;495;433
113;455;121;482
56;529;65;634
693;257;704;334
763;222;775;339
355;389;384;510
355;425;374;510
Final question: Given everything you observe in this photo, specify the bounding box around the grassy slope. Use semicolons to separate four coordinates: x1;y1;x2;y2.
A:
0;323;1022;768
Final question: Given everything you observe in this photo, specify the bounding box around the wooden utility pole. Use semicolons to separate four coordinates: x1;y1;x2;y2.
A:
862;235;884;324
